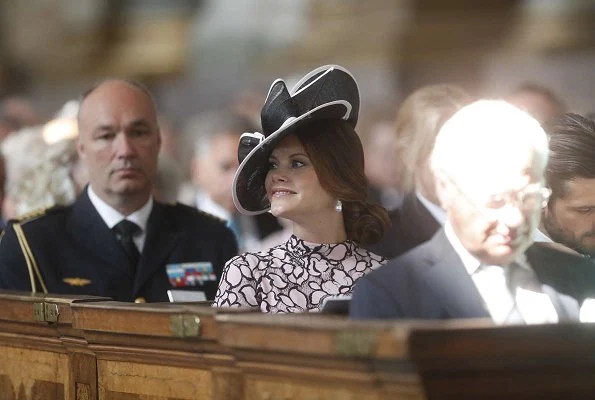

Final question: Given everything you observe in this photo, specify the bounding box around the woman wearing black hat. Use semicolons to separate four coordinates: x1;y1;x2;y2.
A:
214;65;389;313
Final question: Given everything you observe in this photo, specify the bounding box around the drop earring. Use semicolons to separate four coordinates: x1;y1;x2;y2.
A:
335;200;343;213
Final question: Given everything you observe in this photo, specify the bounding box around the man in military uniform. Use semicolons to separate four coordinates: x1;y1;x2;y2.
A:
0;79;237;302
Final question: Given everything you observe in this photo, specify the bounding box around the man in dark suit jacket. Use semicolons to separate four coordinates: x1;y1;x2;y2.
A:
351;100;580;322
366;192;440;260
351;230;582;320
0;79;237;302
364;84;470;260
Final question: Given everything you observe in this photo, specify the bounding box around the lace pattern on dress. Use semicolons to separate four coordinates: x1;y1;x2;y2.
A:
214;235;386;313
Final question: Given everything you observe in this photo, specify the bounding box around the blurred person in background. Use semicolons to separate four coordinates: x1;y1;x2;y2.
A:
2;100;85;218
506;83;566;125
214;65;389;313
0;153;6;229
366;84;472;259
185;110;282;252
361;119;403;210
229;89;266;130
153;115;185;203
153;154;184;204
0;115;20;143
157;115;179;160
1;126;49;220
0;96;39;142
11;139;84;217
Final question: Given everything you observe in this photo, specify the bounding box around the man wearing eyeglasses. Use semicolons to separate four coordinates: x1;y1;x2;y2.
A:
351;100;584;323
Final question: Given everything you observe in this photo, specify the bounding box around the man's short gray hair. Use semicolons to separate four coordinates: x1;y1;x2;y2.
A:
430;99;549;186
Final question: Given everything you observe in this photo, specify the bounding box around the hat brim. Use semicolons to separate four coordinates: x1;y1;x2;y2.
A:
232;101;351;215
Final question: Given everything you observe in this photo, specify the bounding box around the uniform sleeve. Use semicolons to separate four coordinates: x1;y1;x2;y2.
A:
0;223;34;291
213;254;259;309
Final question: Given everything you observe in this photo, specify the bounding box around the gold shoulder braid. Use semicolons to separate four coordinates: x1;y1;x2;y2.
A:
13;223;48;294
14;207;50;223
195;208;226;224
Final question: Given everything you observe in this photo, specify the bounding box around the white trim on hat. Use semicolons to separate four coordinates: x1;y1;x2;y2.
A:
290;65;357;96
266;78;285;97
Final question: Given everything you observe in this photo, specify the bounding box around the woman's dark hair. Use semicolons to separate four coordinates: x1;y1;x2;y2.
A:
295;119;390;244
544;113;595;202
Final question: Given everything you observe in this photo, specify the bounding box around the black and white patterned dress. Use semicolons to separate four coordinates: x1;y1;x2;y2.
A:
214;235;386;313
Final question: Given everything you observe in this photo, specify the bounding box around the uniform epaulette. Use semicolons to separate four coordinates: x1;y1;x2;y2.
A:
10;205;63;225
195;208;227;225
164;201;227;225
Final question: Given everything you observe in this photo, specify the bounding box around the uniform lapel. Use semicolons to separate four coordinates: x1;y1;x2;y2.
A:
133;202;182;294
67;189;133;278
420;230;490;319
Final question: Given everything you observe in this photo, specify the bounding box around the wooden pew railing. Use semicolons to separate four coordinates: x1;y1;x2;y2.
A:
0;289;594;400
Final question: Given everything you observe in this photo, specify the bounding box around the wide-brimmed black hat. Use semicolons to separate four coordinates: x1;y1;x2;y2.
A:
232;64;360;215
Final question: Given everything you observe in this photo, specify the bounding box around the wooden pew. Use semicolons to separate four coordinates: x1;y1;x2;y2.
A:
0;290;109;400
216;313;426;400
70;300;248;400
1;290;594;399
409;322;595;399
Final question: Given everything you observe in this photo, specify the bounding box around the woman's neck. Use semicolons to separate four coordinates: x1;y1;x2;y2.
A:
291;212;347;244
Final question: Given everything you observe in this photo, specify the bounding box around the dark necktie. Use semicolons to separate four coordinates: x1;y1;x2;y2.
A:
113;220;141;274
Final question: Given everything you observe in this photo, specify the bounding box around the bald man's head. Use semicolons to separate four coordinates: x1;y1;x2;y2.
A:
76;79;161;215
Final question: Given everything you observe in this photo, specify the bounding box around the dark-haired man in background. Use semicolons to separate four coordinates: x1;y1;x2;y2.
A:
530;113;595;302
538;113;595;259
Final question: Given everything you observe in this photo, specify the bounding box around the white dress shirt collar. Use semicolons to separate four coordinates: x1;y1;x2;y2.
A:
444;222;481;275
416;191;446;226
88;185;153;231
533;228;553;243
87;185;153;251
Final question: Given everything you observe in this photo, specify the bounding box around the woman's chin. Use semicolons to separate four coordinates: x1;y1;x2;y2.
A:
269;205;286;218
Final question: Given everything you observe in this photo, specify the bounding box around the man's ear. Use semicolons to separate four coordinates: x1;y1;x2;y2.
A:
156;127;162;149
190;156;202;186
541;197;552;218
76;138;86;160
433;171;453;209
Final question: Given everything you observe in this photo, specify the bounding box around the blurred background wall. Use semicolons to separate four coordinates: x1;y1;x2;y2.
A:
0;0;594;133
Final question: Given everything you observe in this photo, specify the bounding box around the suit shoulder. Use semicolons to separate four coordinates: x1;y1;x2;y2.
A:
368;239;433;280
161;202;228;226
528;242;591;266
9;205;66;225
361;254;406;287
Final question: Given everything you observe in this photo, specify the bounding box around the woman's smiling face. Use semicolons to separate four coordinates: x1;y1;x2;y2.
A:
264;134;336;222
